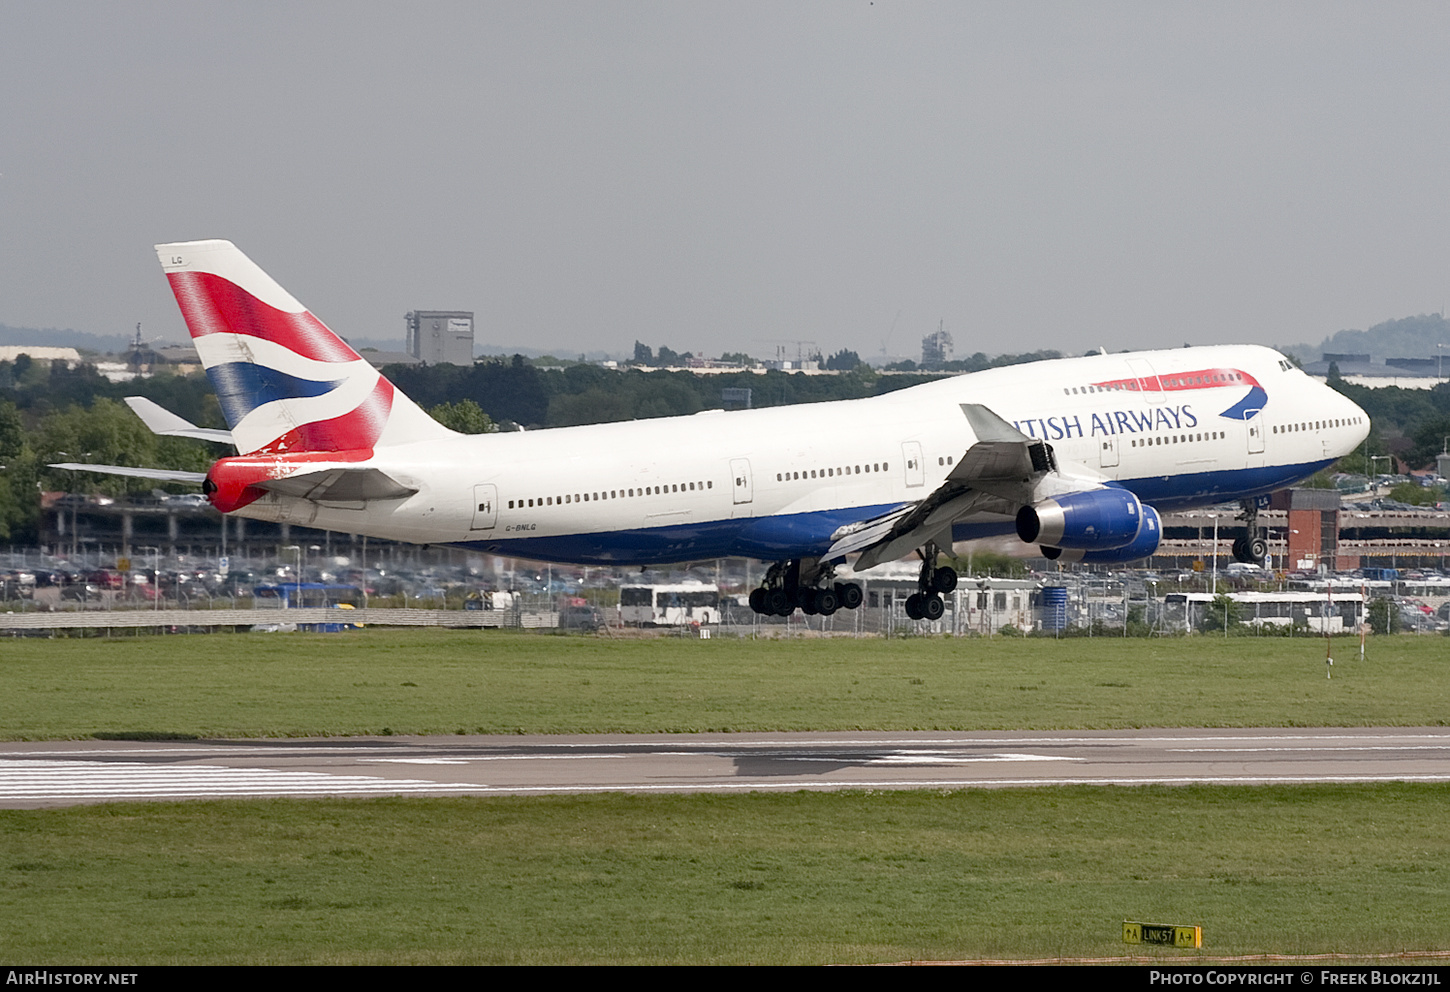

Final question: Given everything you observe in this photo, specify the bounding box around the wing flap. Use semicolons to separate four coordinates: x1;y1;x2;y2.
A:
851;491;988;570
834;403;1056;569
826;503;917;558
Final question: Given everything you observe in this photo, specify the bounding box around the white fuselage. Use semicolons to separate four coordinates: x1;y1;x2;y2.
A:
227;345;1369;566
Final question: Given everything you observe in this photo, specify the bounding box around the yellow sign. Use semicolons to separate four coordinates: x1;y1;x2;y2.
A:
1123;921;1201;948
116;558;131;573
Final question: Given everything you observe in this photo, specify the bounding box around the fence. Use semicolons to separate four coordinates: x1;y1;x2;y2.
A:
0;607;559;632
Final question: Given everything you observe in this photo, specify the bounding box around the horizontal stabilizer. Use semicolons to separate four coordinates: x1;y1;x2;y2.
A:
48;462;208;485
256;467;417;503
124;397;234;444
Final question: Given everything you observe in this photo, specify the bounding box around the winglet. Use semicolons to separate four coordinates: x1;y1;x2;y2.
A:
958;403;1032;444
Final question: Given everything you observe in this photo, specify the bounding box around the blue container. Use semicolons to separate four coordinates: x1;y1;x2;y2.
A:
1041;586;1069;632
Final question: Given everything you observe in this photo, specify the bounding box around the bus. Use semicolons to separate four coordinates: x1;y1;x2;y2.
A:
619;583;720;626
1162;590;1364;633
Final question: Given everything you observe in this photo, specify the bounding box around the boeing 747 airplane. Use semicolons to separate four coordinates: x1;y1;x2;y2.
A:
54;241;1371;621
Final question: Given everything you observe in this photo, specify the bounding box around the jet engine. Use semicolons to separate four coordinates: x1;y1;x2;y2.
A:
1016;488;1147;550
1038;505;1162;563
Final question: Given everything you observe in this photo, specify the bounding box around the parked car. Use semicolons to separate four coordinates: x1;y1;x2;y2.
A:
559;605;605;631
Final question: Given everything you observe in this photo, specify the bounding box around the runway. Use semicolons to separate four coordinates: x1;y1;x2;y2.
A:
4;727;1450;808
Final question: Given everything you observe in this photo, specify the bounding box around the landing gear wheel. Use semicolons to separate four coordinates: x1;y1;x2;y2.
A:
905;593;925;620
836;582;863;610
815;587;839;616
799;589;819;615
922;594;945;621
765;588;791;616
931;567;958;594
1231;536;1248;562
749;588;766;614
1247;536;1268;561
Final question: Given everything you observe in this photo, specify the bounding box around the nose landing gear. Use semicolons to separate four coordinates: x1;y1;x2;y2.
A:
1231;499;1269;564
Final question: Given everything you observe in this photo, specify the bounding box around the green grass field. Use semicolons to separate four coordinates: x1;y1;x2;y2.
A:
4;630;1448;963
3;785;1448;965
1;629;1445;740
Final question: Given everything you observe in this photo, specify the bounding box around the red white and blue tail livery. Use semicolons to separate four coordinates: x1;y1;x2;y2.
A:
159;240;450;456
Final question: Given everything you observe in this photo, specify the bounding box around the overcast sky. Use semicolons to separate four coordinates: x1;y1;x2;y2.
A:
3;2;1449;359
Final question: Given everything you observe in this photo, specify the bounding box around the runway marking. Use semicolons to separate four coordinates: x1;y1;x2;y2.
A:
1170;745;1450;753
5;732;1450;762
364;750;1080;766
777;751;1080;765
6;758;1450;805
0;759;496;800
5;731;1450;805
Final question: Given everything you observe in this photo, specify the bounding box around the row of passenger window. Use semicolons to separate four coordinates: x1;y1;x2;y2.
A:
507;480;713;510
1159;372;1245;388
776;462;889;482
1274;416;1361;434
1131;431;1226;447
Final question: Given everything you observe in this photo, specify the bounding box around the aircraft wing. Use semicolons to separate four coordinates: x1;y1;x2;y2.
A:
831;403;1066;571
48;463;208;485
124;397;234;445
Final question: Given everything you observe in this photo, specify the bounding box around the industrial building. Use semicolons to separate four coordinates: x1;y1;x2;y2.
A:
405;310;474;366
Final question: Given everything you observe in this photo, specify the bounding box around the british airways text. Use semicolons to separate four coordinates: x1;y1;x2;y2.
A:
1012;404;1199;439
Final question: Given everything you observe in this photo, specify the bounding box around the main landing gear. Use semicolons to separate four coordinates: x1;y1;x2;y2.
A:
903;541;957;621
1231;498;1269;564
747;558;864;617
747;544;961;621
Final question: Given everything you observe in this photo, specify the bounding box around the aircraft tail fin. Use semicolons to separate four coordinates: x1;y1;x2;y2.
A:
155;240;454;456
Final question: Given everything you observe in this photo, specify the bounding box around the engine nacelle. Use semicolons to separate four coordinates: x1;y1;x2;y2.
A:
1016;488;1146;550
1040;505;1162;563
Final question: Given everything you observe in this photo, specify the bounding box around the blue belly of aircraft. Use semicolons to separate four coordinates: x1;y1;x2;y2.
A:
455;503;900;565
453;459;1335;566
1119;457;1335;511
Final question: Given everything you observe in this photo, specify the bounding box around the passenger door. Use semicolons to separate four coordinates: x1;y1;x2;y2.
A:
901;442;925;488
729;458;753;513
471;484;498;530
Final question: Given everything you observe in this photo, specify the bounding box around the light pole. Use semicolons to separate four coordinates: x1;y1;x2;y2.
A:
54;452;92;560
1369;455;1391;490
283;544;301;608
1210;513;1220;595
136;546;160;612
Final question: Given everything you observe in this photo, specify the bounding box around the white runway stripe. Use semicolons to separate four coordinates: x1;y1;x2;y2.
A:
0;760;495;800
